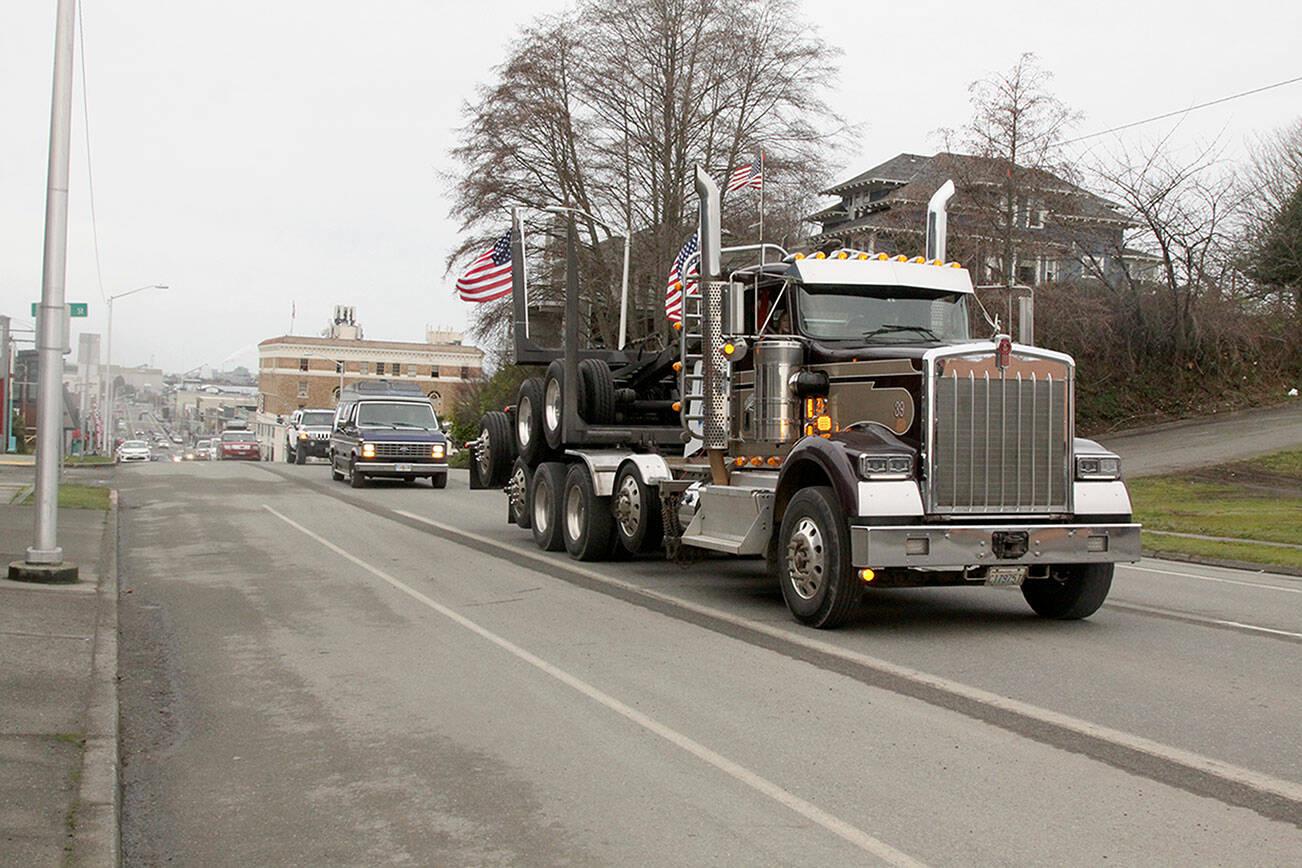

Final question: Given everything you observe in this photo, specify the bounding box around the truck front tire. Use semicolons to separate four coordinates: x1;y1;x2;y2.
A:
1022;563;1113;619
777;486;859;629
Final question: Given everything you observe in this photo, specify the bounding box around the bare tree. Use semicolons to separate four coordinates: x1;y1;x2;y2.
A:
1087;137;1243;366
447;0;843;354
940;53;1080;294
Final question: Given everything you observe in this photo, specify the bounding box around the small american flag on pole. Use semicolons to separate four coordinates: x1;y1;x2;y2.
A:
727;154;763;192
456;231;514;303
664;234;699;323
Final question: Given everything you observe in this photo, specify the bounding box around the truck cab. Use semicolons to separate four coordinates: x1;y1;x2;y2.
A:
329;380;448;489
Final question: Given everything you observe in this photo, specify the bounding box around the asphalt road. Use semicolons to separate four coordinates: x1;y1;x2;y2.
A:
112;459;1302;865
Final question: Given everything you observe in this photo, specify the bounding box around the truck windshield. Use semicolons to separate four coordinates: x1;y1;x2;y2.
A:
301;411;334;426
356;401;438;430
796;284;970;343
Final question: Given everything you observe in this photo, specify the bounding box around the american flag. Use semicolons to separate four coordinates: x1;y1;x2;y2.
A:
727;154;763;192
456;231;514;303
664;234;699;323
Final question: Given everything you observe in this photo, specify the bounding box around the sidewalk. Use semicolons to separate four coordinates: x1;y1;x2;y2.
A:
0;477;118;866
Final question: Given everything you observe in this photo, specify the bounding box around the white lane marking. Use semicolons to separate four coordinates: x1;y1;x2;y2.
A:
1103;601;1302;640
265;505;924;867
1120;562;1302;594
393;509;1302;809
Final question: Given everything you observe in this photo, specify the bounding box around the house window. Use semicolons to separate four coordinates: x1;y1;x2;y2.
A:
1017;264;1036;285
360;361;369;375
1040;255;1056;283
299;358;309;371
297;380;309;398
1028;206;1046;229
376;362;385;375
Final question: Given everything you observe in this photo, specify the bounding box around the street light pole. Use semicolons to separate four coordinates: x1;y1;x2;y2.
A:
102;284;167;453
13;0;76;581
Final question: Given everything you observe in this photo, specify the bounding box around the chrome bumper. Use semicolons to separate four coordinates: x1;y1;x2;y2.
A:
357;461;447;476
849;522;1142;568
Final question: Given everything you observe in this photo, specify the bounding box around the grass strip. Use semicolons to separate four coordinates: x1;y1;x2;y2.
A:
20;483;111;511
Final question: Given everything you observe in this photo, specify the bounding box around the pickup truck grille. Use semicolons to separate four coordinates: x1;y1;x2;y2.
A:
926;348;1072;515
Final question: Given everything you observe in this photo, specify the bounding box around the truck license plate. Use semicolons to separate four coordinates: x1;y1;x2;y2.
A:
395;463;412;472
985;565;1028;586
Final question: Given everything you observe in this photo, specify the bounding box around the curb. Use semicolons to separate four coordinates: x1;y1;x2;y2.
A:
72;489;120;866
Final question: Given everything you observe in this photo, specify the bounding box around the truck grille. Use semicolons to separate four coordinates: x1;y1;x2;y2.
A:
927;350;1072;514
371;442;436;461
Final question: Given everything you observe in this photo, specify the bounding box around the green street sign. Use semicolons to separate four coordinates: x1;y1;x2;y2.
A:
30;302;89;316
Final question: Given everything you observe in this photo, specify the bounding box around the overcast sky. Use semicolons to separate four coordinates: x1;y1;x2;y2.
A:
2;0;1298;374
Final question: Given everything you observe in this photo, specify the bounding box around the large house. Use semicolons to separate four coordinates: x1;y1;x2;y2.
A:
807;152;1157;288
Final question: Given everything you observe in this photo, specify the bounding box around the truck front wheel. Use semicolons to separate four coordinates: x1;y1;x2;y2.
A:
777;486;859;629
1022;563;1113;619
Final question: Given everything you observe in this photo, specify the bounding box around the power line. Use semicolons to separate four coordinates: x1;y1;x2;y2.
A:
76;0;107;305
1059;74;1302;146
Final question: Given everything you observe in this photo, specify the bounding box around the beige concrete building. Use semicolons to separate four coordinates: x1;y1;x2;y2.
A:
257;310;483;418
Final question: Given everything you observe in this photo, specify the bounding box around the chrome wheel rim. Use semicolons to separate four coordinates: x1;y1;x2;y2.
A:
614;474;640;538
517;395;533;448
475;427;491;478
786;517;825;600
508;466;527;517
544;377;562;435
533;476;551;532
565;482;585;541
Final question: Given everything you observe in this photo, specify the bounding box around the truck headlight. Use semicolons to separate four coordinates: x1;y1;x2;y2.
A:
299;432;308;440
858;454;913;479
431;443;445;459
1075;455;1121;480
361;442;375;458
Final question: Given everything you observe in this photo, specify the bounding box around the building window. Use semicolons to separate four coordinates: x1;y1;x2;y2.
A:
406;364;416;377
460;366;471;380
360;361;369;375
299;358;309;371
1028;206;1046;229
431;366;438;378
376;362;385;375
297;380;309;398
1017;264;1036;285
393;361;401;376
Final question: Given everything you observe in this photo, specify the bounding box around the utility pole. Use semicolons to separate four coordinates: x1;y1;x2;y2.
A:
0;315;11;453
10;0;79;583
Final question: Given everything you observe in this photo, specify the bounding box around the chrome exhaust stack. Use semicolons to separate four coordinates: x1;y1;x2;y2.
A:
925;179;955;262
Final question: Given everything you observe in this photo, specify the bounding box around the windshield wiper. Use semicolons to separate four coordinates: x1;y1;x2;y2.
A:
862;324;940;341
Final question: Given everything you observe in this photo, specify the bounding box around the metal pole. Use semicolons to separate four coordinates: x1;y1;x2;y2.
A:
0;316;11;452
617;231;630;350
103;297;113;452
26;0;76;568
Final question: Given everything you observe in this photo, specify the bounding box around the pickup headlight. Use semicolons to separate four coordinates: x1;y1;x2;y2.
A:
361;442;375;458
858;454;913;479
431;443;445;459
299;432;308;440
1075;455;1121;480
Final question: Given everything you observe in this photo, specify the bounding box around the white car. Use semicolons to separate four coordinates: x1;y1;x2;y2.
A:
116;439;151;463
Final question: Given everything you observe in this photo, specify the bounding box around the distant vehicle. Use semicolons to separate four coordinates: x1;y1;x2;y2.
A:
171;434;183;444
223;419;250;431
194;439;211;460
116;440;151;463
285;408;334;464
206;440;219;460
329;381;448;488
218;430;260;461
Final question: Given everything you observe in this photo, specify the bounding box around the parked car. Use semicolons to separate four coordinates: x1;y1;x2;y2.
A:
116;439;151;463
194;439;211;460
329;380;448;488
218;430;261;461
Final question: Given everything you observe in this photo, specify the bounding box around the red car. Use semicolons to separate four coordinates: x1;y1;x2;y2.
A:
218;430;261;461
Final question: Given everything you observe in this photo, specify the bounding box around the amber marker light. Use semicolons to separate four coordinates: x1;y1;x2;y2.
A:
912;256;926;263
815;414;833;433
766;456;781;467
749;456;762;466
836;252;848;259
673;321;682;331
673;361;682;371
859;568;876;582
671;401;682;411
793;252;805;260
733;457;745;467
813;252;827;259
877;253;888;260
858;253;869;260
895;255;908;262
722;342;735;356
